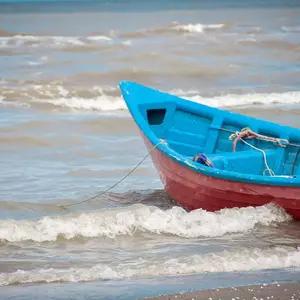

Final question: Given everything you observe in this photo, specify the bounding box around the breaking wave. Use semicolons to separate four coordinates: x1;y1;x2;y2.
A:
0;203;291;242
121;22;226;38
0;246;299;286
173;23;225;33
179;90;300;108
0;34;114;50
2;83;300;111
0;22;224;50
0;85;126;111
43;96;126;111
0;22;227;49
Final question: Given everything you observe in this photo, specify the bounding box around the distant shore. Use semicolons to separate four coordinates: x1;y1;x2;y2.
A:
144;282;300;300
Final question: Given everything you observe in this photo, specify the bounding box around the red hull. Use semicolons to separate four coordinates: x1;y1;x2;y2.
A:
144;138;300;220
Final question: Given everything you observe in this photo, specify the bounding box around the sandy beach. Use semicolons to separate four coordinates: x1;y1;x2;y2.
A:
145;282;300;300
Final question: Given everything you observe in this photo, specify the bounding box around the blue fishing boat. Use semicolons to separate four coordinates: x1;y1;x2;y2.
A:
119;81;300;219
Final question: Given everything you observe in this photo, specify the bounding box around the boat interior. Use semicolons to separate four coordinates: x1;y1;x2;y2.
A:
143;101;300;178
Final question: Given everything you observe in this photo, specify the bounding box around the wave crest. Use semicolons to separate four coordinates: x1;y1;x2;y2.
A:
0;246;299;286
2;82;300;111
173;23;225;33
0;34;113;49
0;203;291;243
121;22;226;38
177;90;300;108
0;85;126;111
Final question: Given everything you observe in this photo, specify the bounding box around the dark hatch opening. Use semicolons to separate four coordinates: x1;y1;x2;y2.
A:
147;108;167;125
147;109;166;125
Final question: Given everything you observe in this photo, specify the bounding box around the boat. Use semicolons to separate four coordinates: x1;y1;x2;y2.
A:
119;81;300;219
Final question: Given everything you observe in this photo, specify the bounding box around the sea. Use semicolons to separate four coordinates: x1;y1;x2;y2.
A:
0;0;300;299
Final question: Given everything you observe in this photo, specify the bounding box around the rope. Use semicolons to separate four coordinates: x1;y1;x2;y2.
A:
229;128;258;152
219;127;300;149
240;138;275;176
59;140;164;210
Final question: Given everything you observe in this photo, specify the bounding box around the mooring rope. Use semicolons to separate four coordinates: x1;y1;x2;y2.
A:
223;127;300;176
59;141;164;210
219;127;300;149
53;131;298;249
239;137;275;176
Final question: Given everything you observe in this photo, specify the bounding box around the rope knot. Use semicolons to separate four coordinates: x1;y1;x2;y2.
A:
231;128;258;152
274;138;289;148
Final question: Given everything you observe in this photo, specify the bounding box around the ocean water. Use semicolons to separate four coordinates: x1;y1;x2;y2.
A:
1;0;300;299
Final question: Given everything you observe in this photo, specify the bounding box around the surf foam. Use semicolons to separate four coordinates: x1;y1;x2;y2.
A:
173;23;225;33
0;85;126;111
0;246;299;286
43;96;126;111
0;203;291;242
173;90;300;108
0;35;113;49
2;83;300;111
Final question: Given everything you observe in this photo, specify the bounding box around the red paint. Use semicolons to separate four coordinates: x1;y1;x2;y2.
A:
144;138;300;220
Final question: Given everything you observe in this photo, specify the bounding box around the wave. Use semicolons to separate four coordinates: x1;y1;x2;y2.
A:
0;203;291;243
0;246;299;286
0;34;114;50
43;96;126;111
121;22;226;38
173;23;225;33
0;22;225;50
180;90;300;108
0;85;126;111
2;83;300;111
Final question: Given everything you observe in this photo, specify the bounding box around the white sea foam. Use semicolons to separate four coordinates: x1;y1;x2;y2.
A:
86;35;112;41
33;85;126;111
122;40;132;46
0;35;113;49
0;85;126;111
0;203;291;242
44;96;126;111
176;90;300;108
0;246;299;286
173;23;225;33
26;56;48;66
2;84;300;111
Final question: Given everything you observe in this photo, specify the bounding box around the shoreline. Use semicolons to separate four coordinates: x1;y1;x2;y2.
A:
143;282;300;300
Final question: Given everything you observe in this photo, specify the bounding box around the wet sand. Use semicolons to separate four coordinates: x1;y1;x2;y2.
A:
144;282;300;300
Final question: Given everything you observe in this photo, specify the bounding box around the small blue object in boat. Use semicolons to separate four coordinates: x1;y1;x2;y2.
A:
193;153;214;168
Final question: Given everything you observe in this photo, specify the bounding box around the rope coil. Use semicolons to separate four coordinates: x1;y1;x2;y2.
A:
229;127;289;152
227;127;300;177
221;127;299;149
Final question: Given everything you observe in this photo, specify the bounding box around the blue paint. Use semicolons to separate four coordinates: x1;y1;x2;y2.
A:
120;81;300;187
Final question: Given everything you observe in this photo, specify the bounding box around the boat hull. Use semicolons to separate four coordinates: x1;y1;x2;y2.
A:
144;136;300;220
